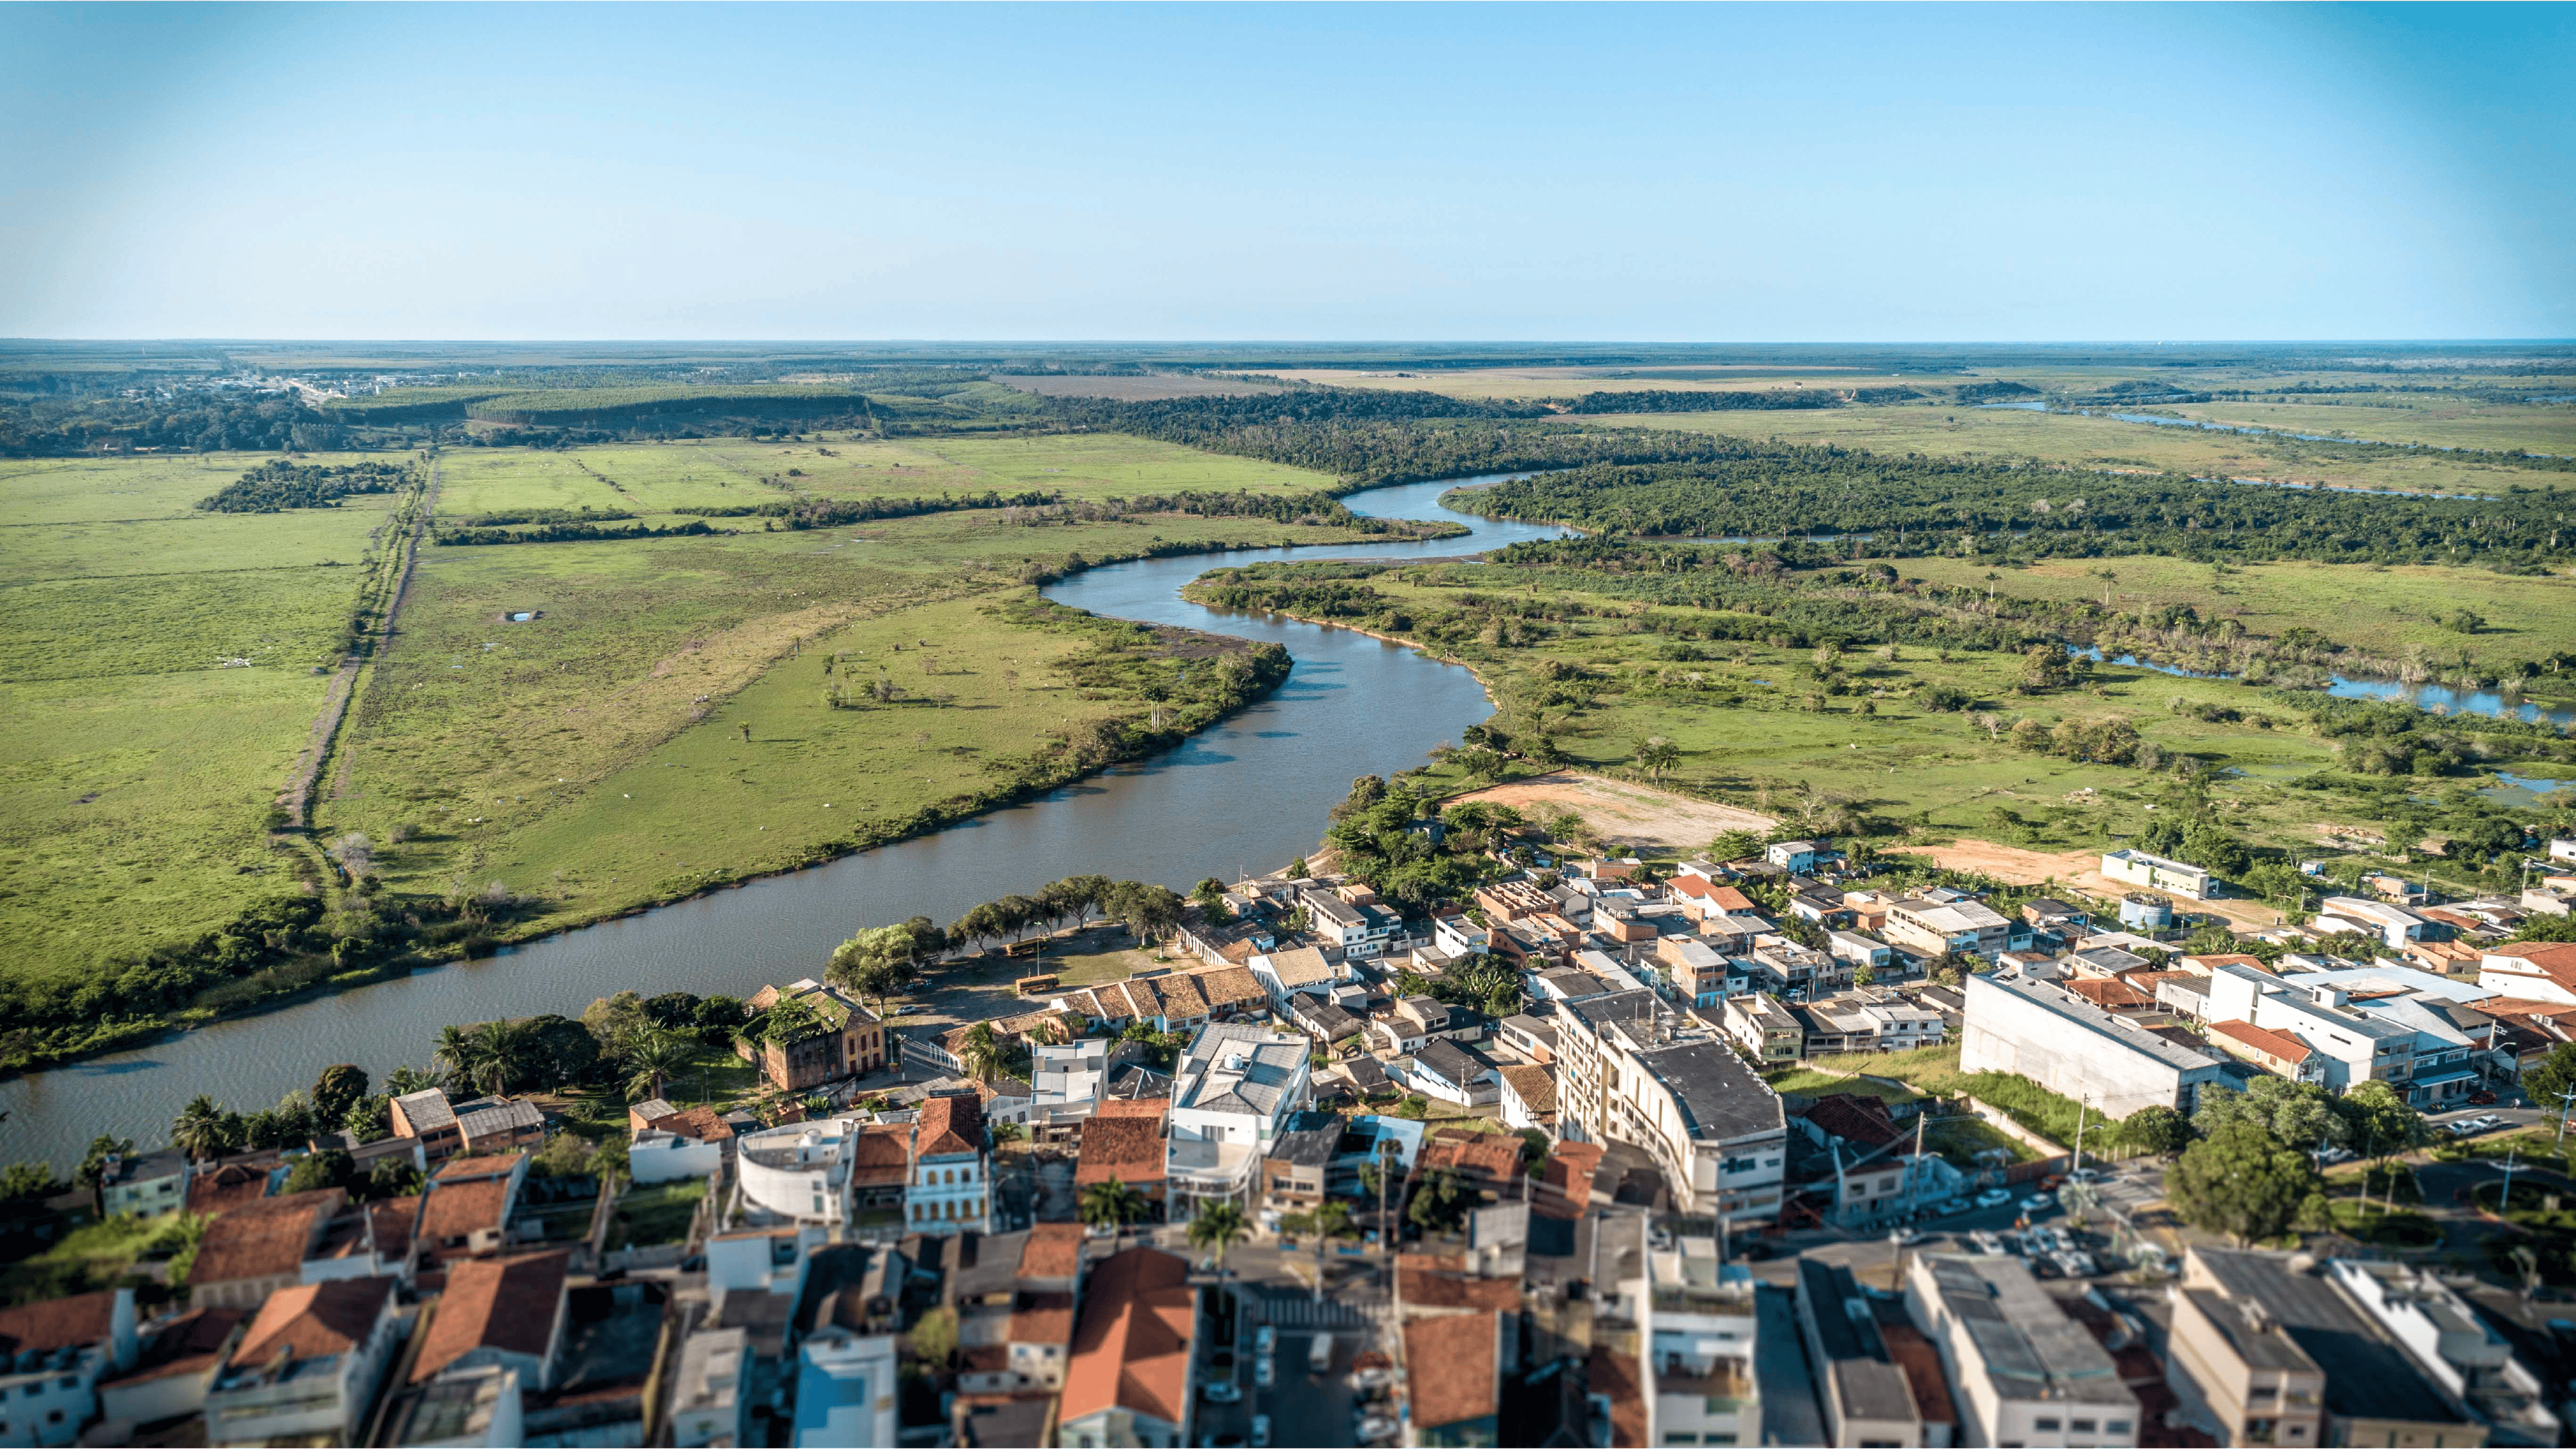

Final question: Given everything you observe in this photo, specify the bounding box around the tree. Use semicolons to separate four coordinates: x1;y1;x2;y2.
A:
1190;878;1235;926
431;1025;480;1089
171;1095;233;1164
623;1028;695;1103
0;1163;57;1200
1634;735;1681;783
2192;1078;2345;1153
2167;1121;2322;1247
343;1094;393;1143
312;1065;368;1124
2525;1042;2576;1119
385;1064;439;1097
1187;1200;1251;1269
906;1305;959;1370
1709;829;1762;863
1079;1179;1148;1231
75;1135;136;1191
992;1121;1026;1144
281;1149;354;1195
466;1019;538;1097
370;1157;424;1199
529;1132;600;1179
959;1022;1002;1083
1408;1165;1472;1235
1104;880;1184;945
2116;1104;2193;1157
582;991;651;1061
2336;1079;2430;1170
828;924;921;1014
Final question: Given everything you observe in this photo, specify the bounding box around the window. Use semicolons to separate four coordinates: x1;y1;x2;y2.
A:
2034;1420;2061;1434
1665;1436;1699;1445
2073;1420;2098;1433
2104;1423;2131;1436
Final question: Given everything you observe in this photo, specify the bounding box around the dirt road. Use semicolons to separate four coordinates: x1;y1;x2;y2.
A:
1448;771;1774;854
1902;839;2287;933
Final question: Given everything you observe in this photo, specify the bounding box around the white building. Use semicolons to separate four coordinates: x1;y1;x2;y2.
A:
1167;1023;1310;1218
669;1327;748;1448
2315;896;2431;951
734;1119;858;1227
2206;964;2420;1096
1555;993;1787;1222
629;1130;723;1184
1907;1253;2141;1448
791;1331;900;1448
906;1094;990;1236
2330;1260;2562;1443
1647;1238;1761;1449
2101;848;2212;900
1881;898;2013;962
1247;944;1336;1006
1962;970;2231;1117
0;1289;136;1448
204;1278;397;1448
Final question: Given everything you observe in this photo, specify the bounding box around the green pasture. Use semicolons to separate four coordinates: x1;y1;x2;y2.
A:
2170;397;2576;457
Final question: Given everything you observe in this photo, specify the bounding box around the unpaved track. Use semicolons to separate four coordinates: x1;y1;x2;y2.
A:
1448;770;1774;853
276;459;437;826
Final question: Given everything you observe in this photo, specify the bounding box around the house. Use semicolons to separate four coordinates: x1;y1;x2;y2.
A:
1748;936;1844;999
2101;848;2213;900
1401;1311;1503;1446
1499;1063;1558;1135
735;1118;858;1228
390;1088;465;1160
668;1327;748;1448
2181;1248;2485;1448
1475;879;1556;923
1058;1248;1197;1449
2477;941;2576;1005
1881;897;2013;963
450;1095;547;1157
2316;896;2433;951
187;1191;348;1309
411;1251;571;1392
1495;1014;1558;1064
1961;971;2231;1117
1249;944;1336;1007
745;979;887;1091
92;1305;241;1441
1794;1258;1927;1447
2208;1019;2327;1084
1654;936;1732;1009
203;1277;397;1447
1724;991;1805;1065
417;1153;529;1278
1288;996;1367;1056
1302;890;1378;959
1905;1254;2139;1449
1168;1024;1310;1218
629;1104;734;1184
1826;930;1893;976
1260;1112;1341;1224
1408;1038;1496;1107
0;1289;137;1448
1788;882;1855;929
2022;896;2092;940
97;1150;189;1221
1076;1101;1170;1214
1768;840;1825;874
907;1095;990;1235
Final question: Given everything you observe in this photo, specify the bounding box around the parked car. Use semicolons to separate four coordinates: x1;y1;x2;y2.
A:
1356;1414;1399;1443
2318;1146;2356;1164
1974;1188;2014;1209
2021;1191;2055;1213
1311;1332;1336;1374
1889;1227;1925;1247
1251;1416;1272;1448
1254;1325;1276;1357
2469;1090;2499;1106
1969;1229;2007;1256
2066;1166;2103;1185
1937;1196;1971;1215
1255;1354;1275;1388
1204;1381;1244;1405
2054;1249;2099;1277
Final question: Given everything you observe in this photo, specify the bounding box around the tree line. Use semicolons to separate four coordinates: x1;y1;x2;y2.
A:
432;517;720;547
197;460;413;513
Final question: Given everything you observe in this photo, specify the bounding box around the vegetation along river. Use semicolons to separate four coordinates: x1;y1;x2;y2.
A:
0;477;1569;1168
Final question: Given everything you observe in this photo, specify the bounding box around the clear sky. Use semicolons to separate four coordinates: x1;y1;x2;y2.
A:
2;3;2569;342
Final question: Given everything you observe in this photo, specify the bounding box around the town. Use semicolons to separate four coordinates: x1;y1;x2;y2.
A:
7;788;2576;1449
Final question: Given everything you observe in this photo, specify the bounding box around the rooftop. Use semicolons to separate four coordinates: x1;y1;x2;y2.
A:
1404;1312;1499;1429
1061;1248;1194;1428
0;1290;120;1358
1969;972;2225;1073
190;1189;340;1285
1917;1255;2133;1405
1633;1039;1785;1145
1075;1108;1168;1187
1499;1063;1557;1117
2191;1248;2466;1427
414;1251;570;1382
1266;1111;1343;1170
2208;1018;2316;1063
229;1276;391;1371
1798;1259;1919;1428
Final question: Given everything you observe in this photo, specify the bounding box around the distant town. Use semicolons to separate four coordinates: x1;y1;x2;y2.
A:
6;801;2576;1449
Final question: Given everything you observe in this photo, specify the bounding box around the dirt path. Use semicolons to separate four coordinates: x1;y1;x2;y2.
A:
1447;771;1774;854
1901;838;2287;933
276;458;437;826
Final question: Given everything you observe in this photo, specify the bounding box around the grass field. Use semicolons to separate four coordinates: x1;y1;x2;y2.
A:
1889;555;2576;674
1264;366;1922;400
0;451;403;987
1584;402;2559;497
2169;397;2576;457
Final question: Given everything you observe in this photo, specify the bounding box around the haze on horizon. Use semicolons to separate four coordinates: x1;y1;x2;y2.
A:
3;2;2571;344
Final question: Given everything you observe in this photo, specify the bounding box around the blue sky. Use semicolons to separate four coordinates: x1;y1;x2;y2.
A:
2;3;2568;341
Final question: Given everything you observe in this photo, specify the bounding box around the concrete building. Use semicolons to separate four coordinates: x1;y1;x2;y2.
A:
2207;965;2420;1095
1794;1259;1924;1446
2102;848;2213;900
1882;898;2014;963
1647;1236;1763;1449
2316;897;2433;952
906;1095;991;1236
2167;1251;2329;1449
1167;1023;1309;1218
1059;1249;1196;1449
735;1118;860;1228
1961;971;2232;1117
0;1289;137;1448
745;980;888;1090
1724;991;1805;1065
2182;1248;2486;1448
203;1277;397;1448
97;1150;189;1221
1905;1254;2140;1448
2331;1260;2559;1443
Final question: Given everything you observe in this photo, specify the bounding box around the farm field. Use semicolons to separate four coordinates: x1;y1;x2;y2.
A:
0;451;405;989
1582;402;2557;497
311;435;1382;943
1889;556;2576;676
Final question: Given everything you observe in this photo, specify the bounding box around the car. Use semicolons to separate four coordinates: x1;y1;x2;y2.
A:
2449;1119;2486;1136
1251;1416;1272;1448
1969;1229;2007;1256
2474;1114;2506;1130
2318;1146;2356;1164
1253;1326;1276;1357
1356;1414;1399;1443
1202;1381;1244;1405
2054;1249;2098;1277
1255;1355;1275;1388
1311;1332;1336;1374
1974;1188;2014;1209
2021;1191;2054;1213
1889;1227;1925;1247
2470;1090;2499;1106
1937;1196;1971;1215
891;1004;925;1016
2066;1166;2103;1185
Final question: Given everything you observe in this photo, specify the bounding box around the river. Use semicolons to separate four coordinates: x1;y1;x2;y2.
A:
0;477;1566;1170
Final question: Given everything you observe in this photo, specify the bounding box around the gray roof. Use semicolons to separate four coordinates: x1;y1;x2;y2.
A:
1633;1040;1784;1145
2181;1289;2320;1374
1795;1260;1919;1428
102;1148;188;1186
2192;1249;2467;1427
1755;1283;1831;1448
393;1088;455;1133
1413;1038;1483;1088
1919;1255;2133;1405
1179;1028;1304;1116
1267;1112;1342;1169
1969;972;2225;1073
1561;989;1665;1039
1296;1000;1364;1039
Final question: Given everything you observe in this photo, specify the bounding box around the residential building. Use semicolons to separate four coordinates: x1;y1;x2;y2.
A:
2208;967;2420;1095
735;1119;858;1228
93;1306;240;1440
1260;1112;1340;1225
187;1191;350;1310
2102;848;2213;900
2208;1019;2327;1085
1168;1023;1309;1218
1794;1259;1923;1446
1075;1101;1169;1217
2166;1251;2329;1449
1645;1235;1764;1449
390;1088;466;1160
411;1251;571;1392
1402;1311;1502;1447
1826;930;1893;975
417;1153;527;1278
1059;1248;1196;1449
745;979;887;1091
1749;936;1844;999
1248;944;1334;1007
2183;1248;2485;1448
1408;1038;1496;1107
0;1289;137;1448
1961;971;2231;1117
1613;1036;1788;1221
1723;990;1805;1064
1303;890;1378;958
1498;1064;1558;1135
907;1095;990;1235
2316;897;2434;952
449;1095;546;1156
2331;1259;2559;1443
1882;897;2014;963
791;1329;899;1449
1656;936;1732;1008
203;1277;397;1447
1475;879;1555;923
1905;1254;2139;1448
97;1150;189;1221
1768;840;1824;874
1495;1013;1558;1063
383;1365;522;1448
2022;896;2093;940
2477;942;2576;1005
668;1327;748;1448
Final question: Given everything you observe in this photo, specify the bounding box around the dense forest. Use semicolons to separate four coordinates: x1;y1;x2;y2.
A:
198;459;413;512
1562;388;1881;414
3;390;358;456
1458;449;2576;569
432;517;719;546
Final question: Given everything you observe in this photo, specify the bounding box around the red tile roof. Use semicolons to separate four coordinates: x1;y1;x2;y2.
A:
234;1276;391;1363
433;1150;524;1183
1589;1343;1647;1447
0;1290;120;1356
368;1196;421;1264
1396;1256;1520;1312
1009;1291;1075;1347
100;1307;245;1387
412;1251;570;1382
1061;1248;1193;1427
2210;1019;2315;1063
418;1176;513;1249
185;1160;276;1218
1076;1109;1167;1188
1019;1222;1084;1281
1404;1312;1499;1430
1498;1064;1556;1117
189;1190;341;1285
847;1124;913;1189
1418;1130;1524;1187
641;1105;735;1144
1803;1093;1903;1148
914;1095;983;1160
1535;1141;1602;1221
2067;978;2155;1011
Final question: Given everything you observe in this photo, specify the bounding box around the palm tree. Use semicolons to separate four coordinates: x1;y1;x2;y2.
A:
468;1019;533;1097
1635;735;1681;783
958;1022;1001;1083
385;1064;438;1097
623;1028;694;1103
1079;1179;1148;1232
1187;1199;1250;1271
171;1095;229;1164
431;1024;480;1089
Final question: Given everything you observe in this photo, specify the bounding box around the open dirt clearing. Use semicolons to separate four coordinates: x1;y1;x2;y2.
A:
1448;772;1772;854
1900;838;2286;932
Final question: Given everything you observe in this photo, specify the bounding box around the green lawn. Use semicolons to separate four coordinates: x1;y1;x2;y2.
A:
606;1177;707;1251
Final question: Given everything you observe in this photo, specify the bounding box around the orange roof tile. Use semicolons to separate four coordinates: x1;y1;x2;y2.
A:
0;1290;120;1356
2210;1019;2315;1063
1404;1312;1498;1430
189;1190;341;1285
1061;1248;1193;1427
1019;1222;1083;1280
1076;1112;1167;1188
99;1307;245;1388
847;1124;912;1189
1589;1344;1647;1447
1419;1130;1524;1186
2067;978;2155;1010
418;1176;513;1248
1008;1291;1075;1347
914;1095;983;1160
235;1277;391;1363
185;1160;276;1218
412;1251;569;1383
1396;1260;1520;1312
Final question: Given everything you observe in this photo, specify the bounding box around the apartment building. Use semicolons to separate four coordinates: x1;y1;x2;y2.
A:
2101;848;2212;900
2181;1249;2486;1449
2207;965;2419;1095
1882;898;2014;963
1555;991;1787;1221
1647;1236;1762;1449
1906;1254;2140;1448
1723;992;1804;1065
1961;971;2231;1118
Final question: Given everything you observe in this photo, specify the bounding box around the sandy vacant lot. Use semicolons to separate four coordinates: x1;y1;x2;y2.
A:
1450;772;1773;854
1902;839;2286;933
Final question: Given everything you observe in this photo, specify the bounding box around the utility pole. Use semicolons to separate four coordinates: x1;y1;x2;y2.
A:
2501;1145;2528;1213
2554;1086;2576;1146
